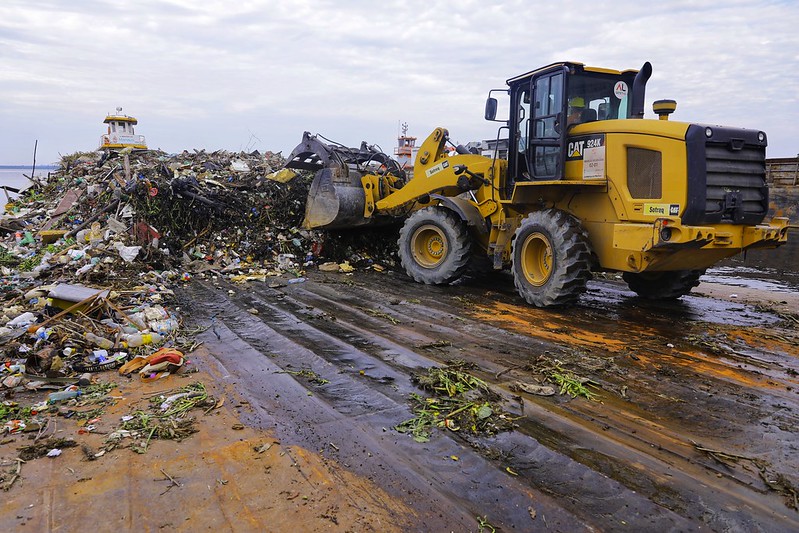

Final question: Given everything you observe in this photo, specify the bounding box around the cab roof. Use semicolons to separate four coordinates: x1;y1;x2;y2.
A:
103;115;138;124
506;61;640;85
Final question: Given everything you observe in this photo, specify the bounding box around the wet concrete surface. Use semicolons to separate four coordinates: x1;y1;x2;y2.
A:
179;267;799;531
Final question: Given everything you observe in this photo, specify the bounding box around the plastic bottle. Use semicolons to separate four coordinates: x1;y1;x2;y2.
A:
85;332;114;350
90;350;109;363
125;311;148;330
88;222;103;245
287;277;306;284
278;254;295;269
122;332;162;348
48;389;81;402
149;317;178;335
35;327;50;342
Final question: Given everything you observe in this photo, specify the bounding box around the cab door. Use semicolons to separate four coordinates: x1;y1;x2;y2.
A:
529;71;565;180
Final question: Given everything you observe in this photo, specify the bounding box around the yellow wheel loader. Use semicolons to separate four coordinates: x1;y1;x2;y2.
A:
286;61;789;307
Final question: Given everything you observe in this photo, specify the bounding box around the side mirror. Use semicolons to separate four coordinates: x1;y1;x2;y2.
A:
484;98;498;121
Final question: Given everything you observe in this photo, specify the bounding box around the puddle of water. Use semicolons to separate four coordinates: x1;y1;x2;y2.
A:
701;268;797;293
713;227;799;291
584;282;778;327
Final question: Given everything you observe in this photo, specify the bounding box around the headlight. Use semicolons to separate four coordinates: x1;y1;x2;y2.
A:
757;131;766;142
705;127;713;138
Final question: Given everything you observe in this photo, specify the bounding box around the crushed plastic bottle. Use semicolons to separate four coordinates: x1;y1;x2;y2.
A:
90;350;109;363
48;388;81;403
19;231;35;246
88;222;103;245
67;248;86;261
84;332;114;350
121;332;163;348
4;363;25;374
278;254;295;269
149;317;178;335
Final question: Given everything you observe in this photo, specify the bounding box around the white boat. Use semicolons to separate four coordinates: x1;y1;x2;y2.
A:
99;107;147;150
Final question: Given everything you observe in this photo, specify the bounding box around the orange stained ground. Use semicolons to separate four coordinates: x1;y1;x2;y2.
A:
0;350;413;532
472;300;797;391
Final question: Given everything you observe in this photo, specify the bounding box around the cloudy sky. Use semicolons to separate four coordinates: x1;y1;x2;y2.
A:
1;0;797;165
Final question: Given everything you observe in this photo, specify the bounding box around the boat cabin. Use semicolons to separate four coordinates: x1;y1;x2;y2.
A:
394;122;418;174
99;107;147;150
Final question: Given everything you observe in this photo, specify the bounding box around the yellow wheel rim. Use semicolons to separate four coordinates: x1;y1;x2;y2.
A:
411;224;447;268
520;232;552;286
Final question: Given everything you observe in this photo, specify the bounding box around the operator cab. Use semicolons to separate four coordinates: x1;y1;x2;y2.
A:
486;62;644;186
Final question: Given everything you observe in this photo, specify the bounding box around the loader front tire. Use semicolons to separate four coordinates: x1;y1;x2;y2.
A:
511;209;594;307
399;207;471;285
622;270;705;299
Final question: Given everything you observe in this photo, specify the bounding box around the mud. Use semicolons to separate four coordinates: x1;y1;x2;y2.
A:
175;269;799;531
0;350;416;532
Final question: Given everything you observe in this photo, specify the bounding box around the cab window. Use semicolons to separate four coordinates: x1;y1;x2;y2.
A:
567;72;633;122
533;73;562;138
530;72;563;178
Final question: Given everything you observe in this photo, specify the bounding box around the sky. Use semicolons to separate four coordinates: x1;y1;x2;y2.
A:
1;0;797;165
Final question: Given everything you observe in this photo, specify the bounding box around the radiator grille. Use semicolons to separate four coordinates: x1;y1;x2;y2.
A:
704;142;767;224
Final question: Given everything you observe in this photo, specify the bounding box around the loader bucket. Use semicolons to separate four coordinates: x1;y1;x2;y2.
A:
302;166;369;230
285;131;406;230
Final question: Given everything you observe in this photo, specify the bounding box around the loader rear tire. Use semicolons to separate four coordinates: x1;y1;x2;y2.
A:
511;209;594;307
398;207;471;285
623;270;705;299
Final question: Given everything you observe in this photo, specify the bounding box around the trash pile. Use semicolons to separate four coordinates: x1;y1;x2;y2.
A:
0;146;400;483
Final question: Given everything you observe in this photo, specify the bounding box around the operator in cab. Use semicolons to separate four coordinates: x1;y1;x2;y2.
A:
567;97;585;126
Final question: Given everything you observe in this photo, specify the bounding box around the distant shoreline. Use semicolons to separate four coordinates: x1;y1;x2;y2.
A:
0;165;58;169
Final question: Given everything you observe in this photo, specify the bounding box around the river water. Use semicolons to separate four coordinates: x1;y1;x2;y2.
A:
0;167;56;199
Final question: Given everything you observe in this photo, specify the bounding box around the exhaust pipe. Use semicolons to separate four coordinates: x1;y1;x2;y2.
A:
630;61;652;119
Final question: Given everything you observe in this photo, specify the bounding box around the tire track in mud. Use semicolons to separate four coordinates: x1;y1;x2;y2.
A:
180;272;798;531
183;281;593;531
282;274;799;530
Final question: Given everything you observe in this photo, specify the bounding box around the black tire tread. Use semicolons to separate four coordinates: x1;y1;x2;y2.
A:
622;270;705;299
511;209;594;307
398;207;471;285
